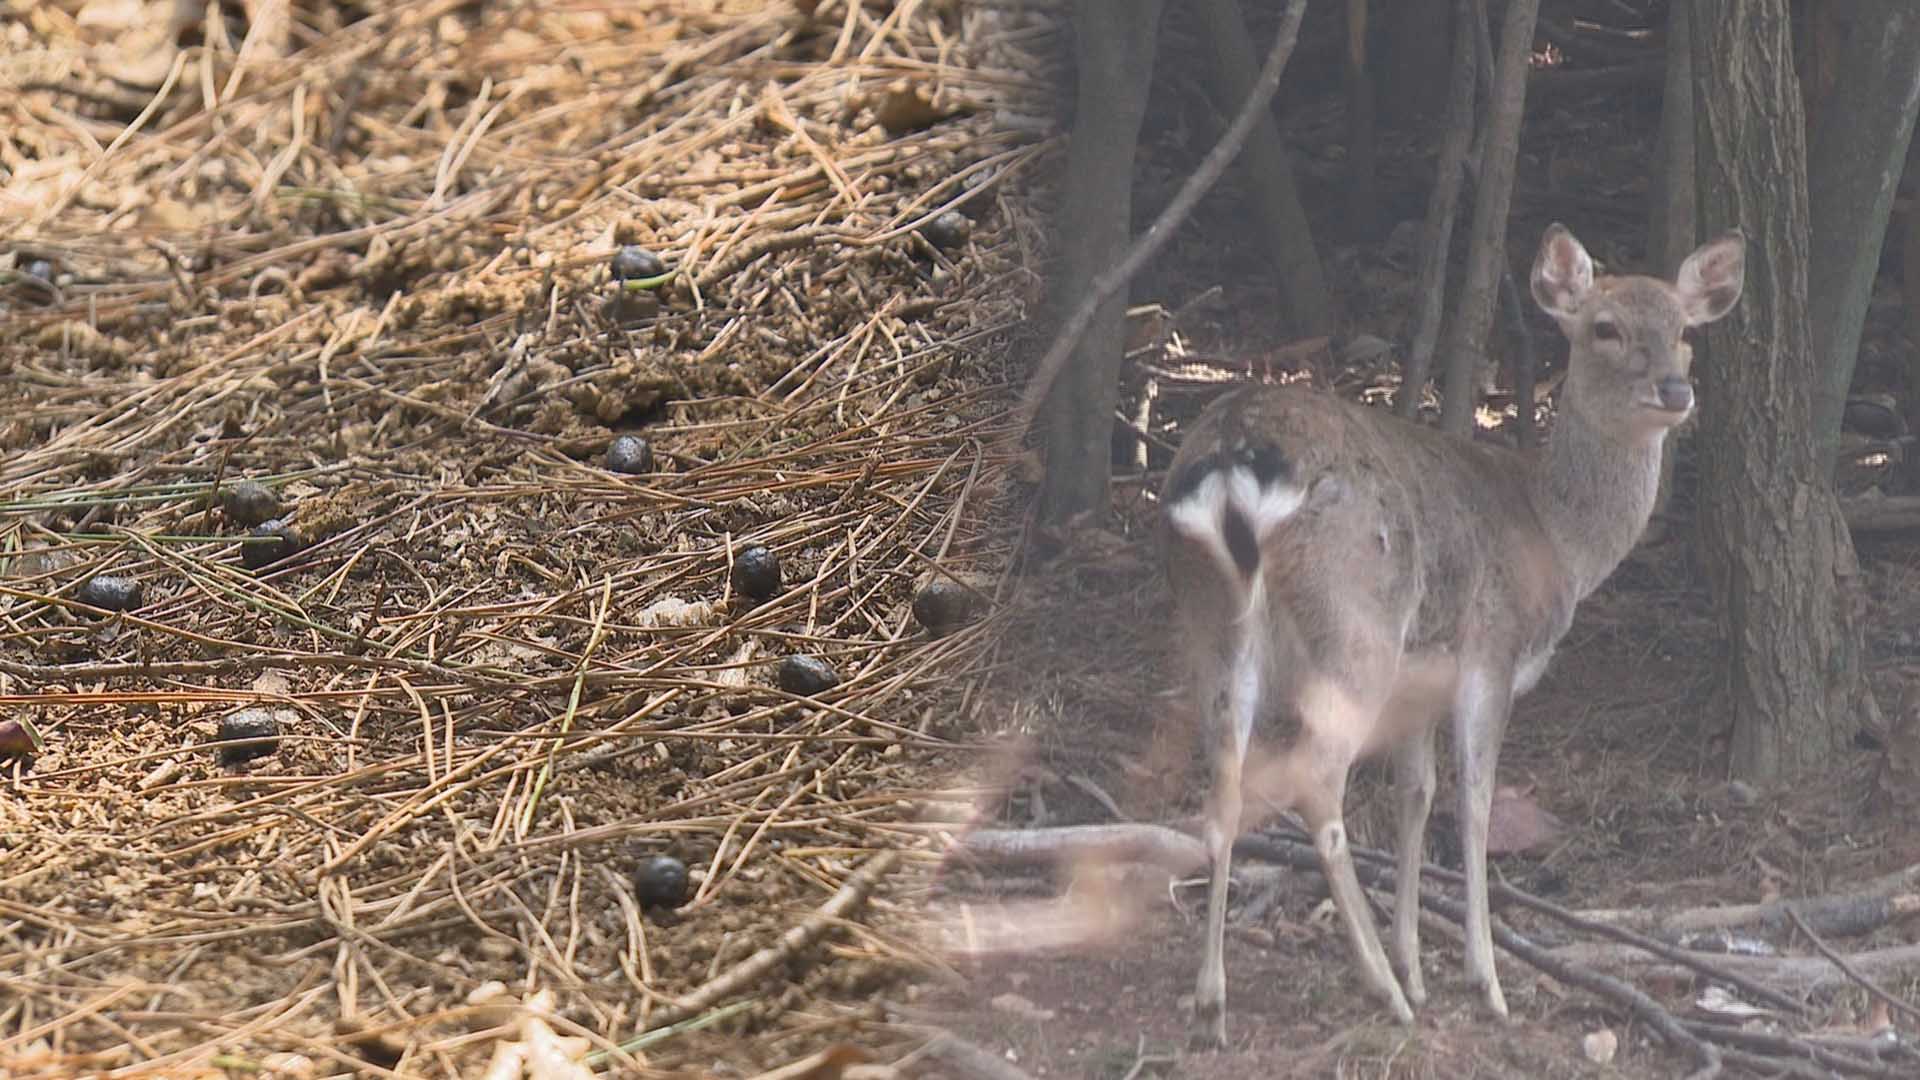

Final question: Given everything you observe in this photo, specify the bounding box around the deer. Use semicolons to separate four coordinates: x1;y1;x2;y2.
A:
1161;223;1745;1047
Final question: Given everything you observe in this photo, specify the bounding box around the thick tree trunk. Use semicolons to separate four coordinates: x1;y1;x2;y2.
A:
1690;0;1871;783
1038;1;1162;524
1805;2;1920;469
1437;0;1539;435
1192;0;1331;338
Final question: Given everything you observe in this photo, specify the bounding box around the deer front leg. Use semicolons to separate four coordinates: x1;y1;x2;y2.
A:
1453;666;1515;1018
1390;722;1438;1007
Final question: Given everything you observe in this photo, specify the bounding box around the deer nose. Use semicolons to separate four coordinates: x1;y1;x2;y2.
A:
1655;376;1694;412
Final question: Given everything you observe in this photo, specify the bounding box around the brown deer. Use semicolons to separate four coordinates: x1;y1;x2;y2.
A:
1162;223;1744;1046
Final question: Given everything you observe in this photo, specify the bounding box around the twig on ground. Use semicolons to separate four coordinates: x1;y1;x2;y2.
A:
1784;905;1920;1025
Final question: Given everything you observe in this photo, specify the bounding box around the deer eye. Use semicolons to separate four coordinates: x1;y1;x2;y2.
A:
1592;318;1622;343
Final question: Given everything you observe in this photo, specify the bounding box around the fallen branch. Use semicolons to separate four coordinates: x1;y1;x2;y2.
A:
1681;1019;1918;1078
918;1032;1041;1080
1785;904;1920;1027
953;823;1205;875
1573;883;1920;942
1548;940;1920;997
1841;494;1920;534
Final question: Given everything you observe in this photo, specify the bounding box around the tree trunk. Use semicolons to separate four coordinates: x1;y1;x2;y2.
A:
1805;2;1920;469
1396;0;1476;418
1344;0;1378;236
1038;0;1162;524
1690;0;1872;783
1646;0;1694;527
1648;1;1696;279
1906;196;1920;441
1192;0;1331;339
1437;0;1539;435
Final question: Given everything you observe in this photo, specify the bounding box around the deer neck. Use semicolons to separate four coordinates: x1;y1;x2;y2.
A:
1527;394;1667;600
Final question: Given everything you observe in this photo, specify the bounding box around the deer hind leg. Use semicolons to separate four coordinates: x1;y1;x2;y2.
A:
1390;722;1437;1007
1193;727;1243;1049
1291;681;1415;1024
1453;665;1515;1018
1192;632;1261;1049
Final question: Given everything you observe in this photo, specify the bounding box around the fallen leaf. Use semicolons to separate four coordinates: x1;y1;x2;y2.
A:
0;717;45;760
1486;782;1566;855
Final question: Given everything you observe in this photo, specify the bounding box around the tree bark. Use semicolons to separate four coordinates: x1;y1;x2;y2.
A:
1397;0;1477;418
1690;0;1872;782
1344;0;1378;236
1437;0;1539;435
1037;1;1162;524
1646;0;1694;526
1192;0;1331;338
1648;1;1696;279
1805;2;1920;469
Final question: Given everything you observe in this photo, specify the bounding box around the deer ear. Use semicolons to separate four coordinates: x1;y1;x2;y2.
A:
1676;230;1744;326
1531;223;1593;320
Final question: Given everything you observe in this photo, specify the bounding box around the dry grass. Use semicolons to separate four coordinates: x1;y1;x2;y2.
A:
0;1;1064;1075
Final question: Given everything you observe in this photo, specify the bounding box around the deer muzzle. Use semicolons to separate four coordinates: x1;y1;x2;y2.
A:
1653;375;1694;414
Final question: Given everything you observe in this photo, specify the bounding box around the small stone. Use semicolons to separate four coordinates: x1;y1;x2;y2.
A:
777;655;839;695
731;545;782;600
635;854;690;910
216;708;280;765
1726;779;1759;808
75;575;143;612
611;245;666;282
912;578;975;636
606;434;654;474
241;519;304;570
1582;1029;1618;1065
919;211;972;250
25;259;54;282
220;480;282;527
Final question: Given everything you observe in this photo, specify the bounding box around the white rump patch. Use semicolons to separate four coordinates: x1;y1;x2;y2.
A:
1229;465;1305;541
1167;464;1305;584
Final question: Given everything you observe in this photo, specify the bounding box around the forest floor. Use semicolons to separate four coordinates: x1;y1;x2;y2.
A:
5;2;1920;1080
2;1;1050;1076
